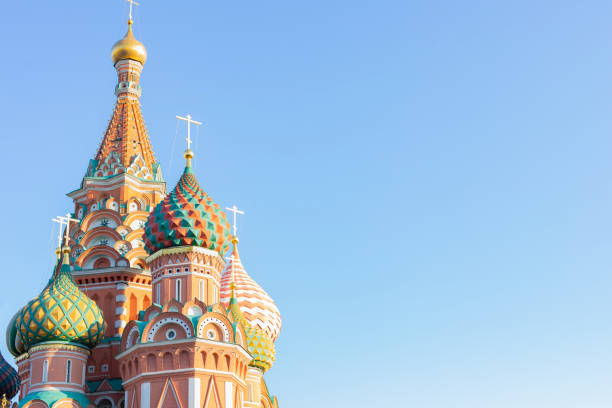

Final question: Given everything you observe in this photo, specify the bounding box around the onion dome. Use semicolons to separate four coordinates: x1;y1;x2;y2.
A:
15;247;106;350
220;238;282;341
111;20;147;65
144;150;231;255
0;350;19;400
5;311;25;357
227;285;275;372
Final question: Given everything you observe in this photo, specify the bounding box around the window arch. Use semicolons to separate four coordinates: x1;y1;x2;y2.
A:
96;398;113;408
42;360;48;383
66;360;72;383
176;279;182;302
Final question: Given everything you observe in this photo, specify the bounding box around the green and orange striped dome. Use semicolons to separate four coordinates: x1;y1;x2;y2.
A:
144;158;231;255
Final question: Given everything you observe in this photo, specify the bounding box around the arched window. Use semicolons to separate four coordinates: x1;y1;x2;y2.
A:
94;257;111;269
42;360;48;383
199;280;204;301
163;353;173;370
176;279;182;302
96;398;113;408
66;360;72;383
147;354;157;371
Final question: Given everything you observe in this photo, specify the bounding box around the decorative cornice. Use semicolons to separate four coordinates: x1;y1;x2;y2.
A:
146;245;226;265
29;341;90;354
68;173;166;200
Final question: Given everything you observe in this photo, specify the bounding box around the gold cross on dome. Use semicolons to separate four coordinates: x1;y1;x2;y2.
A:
126;0;140;21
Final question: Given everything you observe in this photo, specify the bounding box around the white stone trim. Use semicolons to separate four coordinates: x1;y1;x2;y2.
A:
188;377;200;408
141;382;150;408
121;367;246;387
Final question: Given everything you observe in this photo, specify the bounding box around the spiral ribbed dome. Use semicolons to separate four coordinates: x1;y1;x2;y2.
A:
144;161;231;255
15;249;106;350
220;239;282;342
0;350;19;400
227;287;275;372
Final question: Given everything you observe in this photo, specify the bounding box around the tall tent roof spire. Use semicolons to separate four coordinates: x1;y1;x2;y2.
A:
85;6;161;182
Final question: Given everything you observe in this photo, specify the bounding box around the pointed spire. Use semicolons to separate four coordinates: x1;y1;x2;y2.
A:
89;9;161;182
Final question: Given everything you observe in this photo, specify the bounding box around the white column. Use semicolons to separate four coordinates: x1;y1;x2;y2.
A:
124;390;129;408
141;382;151;408
188;377;200;408
225;382;233;408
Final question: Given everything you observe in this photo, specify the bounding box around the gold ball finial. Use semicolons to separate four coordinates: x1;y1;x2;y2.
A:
111;19;147;65
61;245;71;265
184;149;194;167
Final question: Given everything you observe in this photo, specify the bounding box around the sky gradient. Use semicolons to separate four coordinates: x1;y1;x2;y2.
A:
1;1;612;407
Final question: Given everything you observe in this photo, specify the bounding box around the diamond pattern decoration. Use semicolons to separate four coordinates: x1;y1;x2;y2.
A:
16;257;106;349
228;295;275;372
144;166;231;254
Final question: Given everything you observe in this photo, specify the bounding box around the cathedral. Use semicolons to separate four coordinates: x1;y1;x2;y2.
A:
0;11;282;408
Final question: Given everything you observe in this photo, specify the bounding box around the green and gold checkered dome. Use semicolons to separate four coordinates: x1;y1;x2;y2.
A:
228;285;275;372
15;247;106;350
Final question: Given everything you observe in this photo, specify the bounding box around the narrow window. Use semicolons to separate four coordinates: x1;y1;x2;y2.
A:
176;279;182;302
66;360;72;383
248;384;253;401
156;283;160;302
42;360;48;383
213;286;218;303
199;280;204;301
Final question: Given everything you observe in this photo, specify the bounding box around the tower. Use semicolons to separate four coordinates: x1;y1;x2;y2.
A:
10;245;106;408
63;16;164;407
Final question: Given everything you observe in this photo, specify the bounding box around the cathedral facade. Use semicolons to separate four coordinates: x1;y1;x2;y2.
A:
0;15;281;408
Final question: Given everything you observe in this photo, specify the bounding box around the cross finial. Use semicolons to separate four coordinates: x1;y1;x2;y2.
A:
225;205;245;238
176;114;202;166
126;0;140;22
52;213;79;247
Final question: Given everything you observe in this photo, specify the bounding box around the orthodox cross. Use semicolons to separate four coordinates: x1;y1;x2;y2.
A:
126;0;140;21
176;114;202;150
225;205;245;238
52;213;79;246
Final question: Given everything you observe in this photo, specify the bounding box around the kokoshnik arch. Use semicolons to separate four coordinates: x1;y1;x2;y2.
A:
0;8;283;408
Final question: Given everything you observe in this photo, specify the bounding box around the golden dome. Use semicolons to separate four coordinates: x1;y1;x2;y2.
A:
111;20;147;65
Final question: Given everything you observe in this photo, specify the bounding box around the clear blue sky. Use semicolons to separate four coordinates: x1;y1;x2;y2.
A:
1;1;612;407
